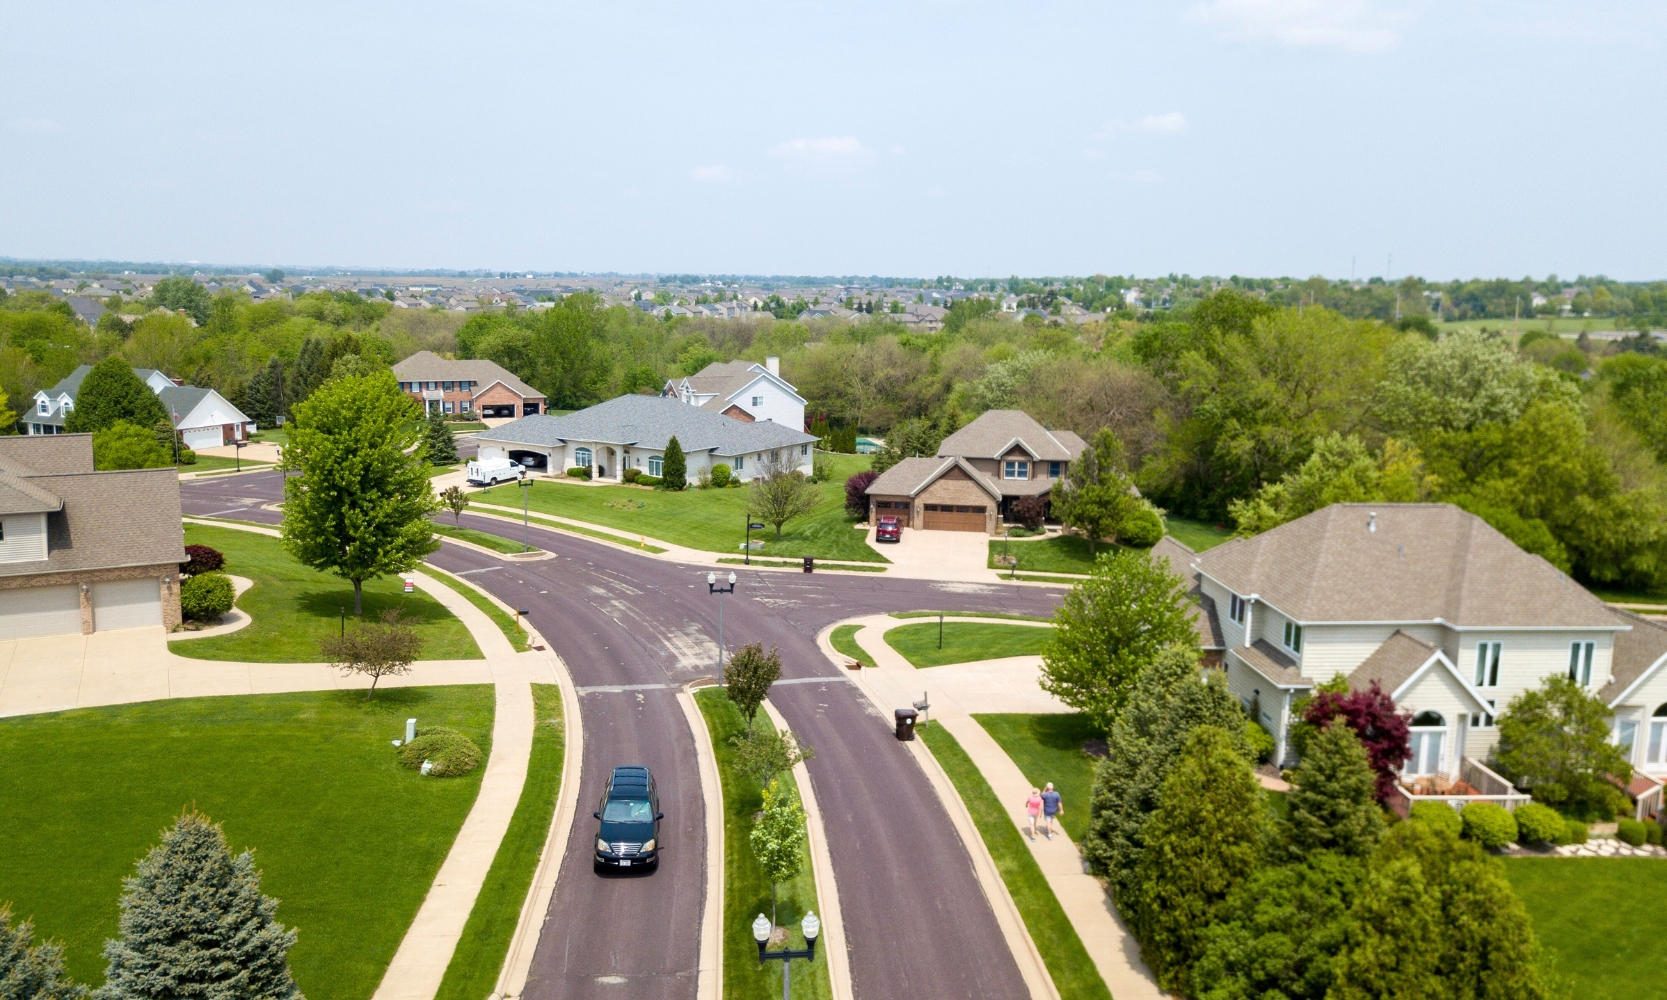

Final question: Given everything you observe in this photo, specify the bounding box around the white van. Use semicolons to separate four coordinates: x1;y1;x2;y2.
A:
466;458;524;486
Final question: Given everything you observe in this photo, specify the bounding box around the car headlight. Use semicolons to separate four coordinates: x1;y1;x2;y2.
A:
642;838;656;852
596;838;610;853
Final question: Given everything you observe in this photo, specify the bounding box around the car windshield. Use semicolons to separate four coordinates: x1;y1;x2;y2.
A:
603;799;652;822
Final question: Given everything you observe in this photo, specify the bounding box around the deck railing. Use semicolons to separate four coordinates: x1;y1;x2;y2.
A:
1386;757;1533;818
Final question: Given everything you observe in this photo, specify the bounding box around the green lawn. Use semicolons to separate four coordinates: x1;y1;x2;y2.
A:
1504;858;1667;1000
1165;516;1233;552
181;455;275;473
465;504;670;554
891;610;1055;622
883;622;1053;668
830;624;870;665
446;422;489;433
470;454;887;564
436;684;564;1000
432;520;531;555
249;428;289;446
1591;588;1667;607
171;523;480;663
989;536;1094;575
695;688;832;1000
0;687;493;999
973;714;1099;844
415;566;531;652
920;725;1110;1000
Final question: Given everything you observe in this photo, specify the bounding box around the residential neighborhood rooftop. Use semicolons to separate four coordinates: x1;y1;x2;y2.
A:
475;393;816;456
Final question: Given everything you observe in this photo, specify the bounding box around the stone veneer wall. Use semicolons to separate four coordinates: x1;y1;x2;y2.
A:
0;563;183;633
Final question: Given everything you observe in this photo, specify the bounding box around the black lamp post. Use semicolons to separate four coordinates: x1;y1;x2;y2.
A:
707;571;736;670
752;911;819;1000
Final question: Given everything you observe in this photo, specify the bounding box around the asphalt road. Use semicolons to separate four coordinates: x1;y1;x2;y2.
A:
179;476;1065;999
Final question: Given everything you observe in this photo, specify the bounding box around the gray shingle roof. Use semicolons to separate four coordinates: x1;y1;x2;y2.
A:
937;410;1086;462
1348;630;1440;695
1601;609;1667;706
1194;503;1620;629
475;394;816;456
392;351;545;399
0;434;94;474
1151;535;1225;650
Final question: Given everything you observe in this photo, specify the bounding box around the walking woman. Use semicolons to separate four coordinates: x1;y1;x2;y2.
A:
1024;787;1043;841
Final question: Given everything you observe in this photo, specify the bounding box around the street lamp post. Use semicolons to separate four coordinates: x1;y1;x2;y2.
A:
518;470;531;553
707;571;736;671
752;911;819;1000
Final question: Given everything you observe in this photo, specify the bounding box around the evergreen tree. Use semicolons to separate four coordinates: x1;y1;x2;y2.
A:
1192;852;1365;1000
1285;721;1384;859
1327;858;1442;1000
661;436;686;490
0;904;86;1000
424;412;458;464
64;358;168;434
1083;646;1247;895
1128;725;1263;995
96;811;303;1000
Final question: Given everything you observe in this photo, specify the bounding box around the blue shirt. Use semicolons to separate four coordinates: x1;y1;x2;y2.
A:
1041;791;1061;816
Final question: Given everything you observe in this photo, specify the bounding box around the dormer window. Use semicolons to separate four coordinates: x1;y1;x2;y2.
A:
1283;621;1303;653
37;398;49;415
1004;460;1029;480
1229;594;1247;625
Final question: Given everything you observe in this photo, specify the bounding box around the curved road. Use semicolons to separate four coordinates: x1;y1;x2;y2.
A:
180;474;1064;999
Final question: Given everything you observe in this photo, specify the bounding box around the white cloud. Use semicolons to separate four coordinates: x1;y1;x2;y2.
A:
8;118;60;132
690;165;734;183
766;136;867;160
1186;0;1411;52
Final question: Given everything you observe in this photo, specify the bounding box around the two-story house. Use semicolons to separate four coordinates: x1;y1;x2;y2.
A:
662;358;806;429
1172;504;1661;803
392;351;546;419
26;366;255;449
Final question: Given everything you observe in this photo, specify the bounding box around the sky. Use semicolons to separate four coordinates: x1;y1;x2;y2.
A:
2;1;1664;280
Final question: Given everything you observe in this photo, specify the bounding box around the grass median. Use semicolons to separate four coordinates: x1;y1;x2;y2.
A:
695;688;832;1000
891;610;1055;622
466;504;670;554
432;520;531;555
415;565;532;652
435;684;565;1000
883;621;1053;668
829;624;869;665
0;687;493;1000
919;724;1111;1000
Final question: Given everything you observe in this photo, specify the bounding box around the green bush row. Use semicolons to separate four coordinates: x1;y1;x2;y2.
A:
1411;800;1596;849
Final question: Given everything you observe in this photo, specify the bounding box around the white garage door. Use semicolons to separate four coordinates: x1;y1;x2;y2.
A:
92;579;162;632
0;585;82;639
182;426;223;450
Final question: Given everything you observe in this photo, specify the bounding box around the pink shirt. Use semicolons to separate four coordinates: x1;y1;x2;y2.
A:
1025;794;1043;816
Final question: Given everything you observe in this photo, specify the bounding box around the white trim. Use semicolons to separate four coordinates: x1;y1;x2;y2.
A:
723;369;807;406
990;436;1043;461
1606;650;1667;709
468;378;546;401
1390;650;1492;714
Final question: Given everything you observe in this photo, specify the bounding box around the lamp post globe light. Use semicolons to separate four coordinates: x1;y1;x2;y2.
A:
707;571;737;670
752;910;820;1000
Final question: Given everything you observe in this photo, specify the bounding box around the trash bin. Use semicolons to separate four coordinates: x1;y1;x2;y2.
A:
803;556;814;573
894;708;917;741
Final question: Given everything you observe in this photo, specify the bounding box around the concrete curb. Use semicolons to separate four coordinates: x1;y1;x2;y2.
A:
761;698;854;1000
679;685;725;1000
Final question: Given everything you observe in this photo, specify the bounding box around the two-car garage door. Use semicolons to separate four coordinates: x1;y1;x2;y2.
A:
921;504;987;532
0;579;160;640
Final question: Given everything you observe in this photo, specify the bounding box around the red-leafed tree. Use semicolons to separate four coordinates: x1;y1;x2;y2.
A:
1303;682;1411;802
845;471;878;518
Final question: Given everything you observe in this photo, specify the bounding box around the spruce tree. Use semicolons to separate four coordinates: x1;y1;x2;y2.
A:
424;412;458;464
1327;858;1442;1000
661;436;686;490
96;811;303;1000
1285;720;1385;859
64;358;168;434
0;904;86;1000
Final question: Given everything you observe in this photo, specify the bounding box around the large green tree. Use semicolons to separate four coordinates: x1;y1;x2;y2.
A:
91;421;173;470
1040;548;1198;729
64;358;168;434
1051;428;1151;552
1495;674;1633;818
1227;434;1436;536
1373;329;1574;438
1283;720;1384;859
1326;858;1443;1000
281;370;438;615
149;276;212;326
528;294;609;408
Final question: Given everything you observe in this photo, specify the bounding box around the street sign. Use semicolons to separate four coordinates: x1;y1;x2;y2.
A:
749;522;765;530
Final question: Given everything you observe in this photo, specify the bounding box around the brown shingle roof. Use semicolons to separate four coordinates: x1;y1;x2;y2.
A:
391;351;544;399
1233;639;1307;687
936;410;1086;462
1151;535;1224;650
1348;630;1440;695
1601;609;1667;706
1194;503;1619;628
0;467;185;578
0;433;94;474
863;456;1003;501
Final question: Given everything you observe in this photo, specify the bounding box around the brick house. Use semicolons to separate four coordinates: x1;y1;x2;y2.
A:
863;456;1004;533
392;351;546;418
0;435;185;638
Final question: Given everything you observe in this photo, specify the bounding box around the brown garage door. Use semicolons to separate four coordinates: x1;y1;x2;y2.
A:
874;500;910;528
921;503;986;532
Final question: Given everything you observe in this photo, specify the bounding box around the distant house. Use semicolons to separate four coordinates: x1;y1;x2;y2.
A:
662;358;806;429
0;434;186;639
25;366;255;449
66;296;107;328
473;394;817;482
392;351;546;419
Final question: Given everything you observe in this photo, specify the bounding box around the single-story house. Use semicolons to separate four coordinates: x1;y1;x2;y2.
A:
392;351;546;419
863;409;1088;533
1170;503;1664;816
0;434;185;638
25;366;255;449
472;394;818;482
662;357;806;430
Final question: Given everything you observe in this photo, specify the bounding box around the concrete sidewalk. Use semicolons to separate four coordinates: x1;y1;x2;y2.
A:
841;614;1165;1000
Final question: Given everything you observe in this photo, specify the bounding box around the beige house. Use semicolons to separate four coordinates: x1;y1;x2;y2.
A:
0;435;185;638
393;351;546;418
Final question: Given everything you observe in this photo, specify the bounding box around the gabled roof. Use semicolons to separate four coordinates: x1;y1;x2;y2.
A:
1150;535;1225;650
668;360;804;412
863;456;1004;502
391;351;545;399
1349;630;1441;696
1194;503;1621;629
475;394;816;456
1601;609;1667;707
936;410;1086;462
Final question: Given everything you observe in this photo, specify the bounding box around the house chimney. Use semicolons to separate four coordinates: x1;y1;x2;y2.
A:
766;356;780;376
1368;512;1377;533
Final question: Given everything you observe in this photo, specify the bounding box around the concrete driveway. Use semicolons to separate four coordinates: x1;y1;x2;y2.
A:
872;525;1002;583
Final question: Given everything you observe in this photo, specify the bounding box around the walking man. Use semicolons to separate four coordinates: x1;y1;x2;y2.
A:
1040;782;1062;840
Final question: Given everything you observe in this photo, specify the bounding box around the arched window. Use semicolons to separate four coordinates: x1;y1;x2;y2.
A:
574;447;592;467
1412;711;1445;727
1406;711;1447;776
1648;704;1667;765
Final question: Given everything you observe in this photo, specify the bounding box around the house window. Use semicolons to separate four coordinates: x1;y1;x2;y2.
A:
442;381;454;391
1407;711;1446;776
800;444;809;456
443;401;454;413
1617;719;1639;756
1470;700;1496;729
649;456;663;476
1474;642;1501;687
735;455;745;470
427;381;438;390
1003;460;1029;480
1229;595;1247;625
575;447;592;467
1569;641;1596;686
752;396;763;407
1282;621;1303;653
1647;705;1667;765
37;398;48;415
460;400;471;412
1048;461;1061;478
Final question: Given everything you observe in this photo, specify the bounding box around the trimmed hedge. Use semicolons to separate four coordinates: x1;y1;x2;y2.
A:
636;474;661;487
1410;800;1463;835
181;544;225;577
1616;818;1648;847
622;468;641;483
1513;802;1565;845
710;463;732;488
1564;819;1588;844
1243;719;1275;764
566;467;591;479
179;572;235;622
1461;802;1518;848
398;726;483;777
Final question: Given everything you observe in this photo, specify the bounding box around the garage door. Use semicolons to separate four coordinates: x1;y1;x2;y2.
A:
873;500;910;527
921;504;986;532
182;426;224;450
0;584;82;639
92;579;162;632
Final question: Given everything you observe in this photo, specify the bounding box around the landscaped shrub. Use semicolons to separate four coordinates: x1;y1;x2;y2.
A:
1243;719;1275;764
636;475;661;487
1647;821;1663;846
177;447;197;465
180;543;225;577
1513;802;1565;845
622;468;641;483
711;463;732;488
566;467;591;479
1564;820;1588;844
1616;818;1648;847
398;726;482;777
1460;802;1517;848
1012;495;1047;531
180;572;235;622
1409;800;1463;835
844;470;877;517
1119;503;1165;547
